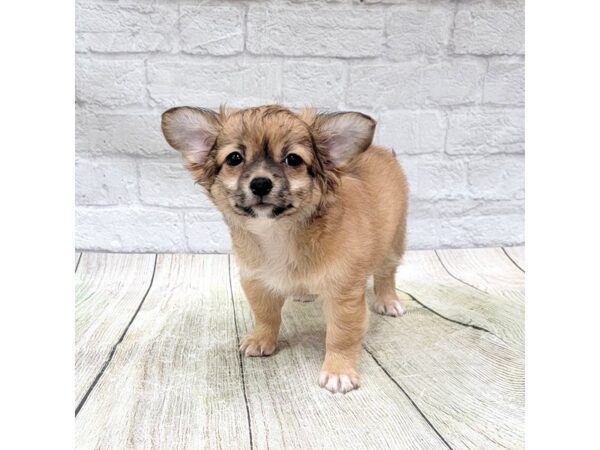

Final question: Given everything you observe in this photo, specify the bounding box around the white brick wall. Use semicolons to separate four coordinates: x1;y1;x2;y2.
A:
76;0;525;253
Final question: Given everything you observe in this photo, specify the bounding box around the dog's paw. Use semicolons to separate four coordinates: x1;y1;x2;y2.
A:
240;334;277;357
373;299;406;317
373;291;409;317
319;370;360;394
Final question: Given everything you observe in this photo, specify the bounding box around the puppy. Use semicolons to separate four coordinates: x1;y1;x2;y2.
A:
161;105;409;393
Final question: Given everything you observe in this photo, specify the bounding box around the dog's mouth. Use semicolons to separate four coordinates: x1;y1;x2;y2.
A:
234;202;294;218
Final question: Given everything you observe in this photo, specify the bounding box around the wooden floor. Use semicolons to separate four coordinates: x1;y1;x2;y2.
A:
75;247;525;450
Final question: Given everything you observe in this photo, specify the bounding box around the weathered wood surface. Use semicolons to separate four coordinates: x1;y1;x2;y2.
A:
76;255;250;450
75;252;81;271
230;258;449;449
75;249;525;450
504;246;525;271
364;294;524;449
437;247;524;292
75;253;156;408
396;250;524;350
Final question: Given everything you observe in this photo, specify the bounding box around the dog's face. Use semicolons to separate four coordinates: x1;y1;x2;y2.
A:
161;105;375;223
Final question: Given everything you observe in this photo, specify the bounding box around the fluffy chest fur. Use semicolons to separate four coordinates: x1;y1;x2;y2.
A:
236;218;312;296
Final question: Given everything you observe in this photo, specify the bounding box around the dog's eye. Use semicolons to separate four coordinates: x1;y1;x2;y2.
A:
284;153;303;167
225;152;243;167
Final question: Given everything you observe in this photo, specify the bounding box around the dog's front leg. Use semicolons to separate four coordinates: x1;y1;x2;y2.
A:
320;287;368;393
240;277;285;357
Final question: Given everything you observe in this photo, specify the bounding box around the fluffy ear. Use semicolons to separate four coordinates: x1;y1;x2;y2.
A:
161;107;220;165
311;112;376;168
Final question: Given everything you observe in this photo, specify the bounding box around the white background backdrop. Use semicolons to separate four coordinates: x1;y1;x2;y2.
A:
75;0;524;252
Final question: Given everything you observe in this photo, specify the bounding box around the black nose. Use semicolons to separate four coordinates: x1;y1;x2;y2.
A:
250;177;273;196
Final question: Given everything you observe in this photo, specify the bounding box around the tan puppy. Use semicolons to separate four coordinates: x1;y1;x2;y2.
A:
161;105;409;393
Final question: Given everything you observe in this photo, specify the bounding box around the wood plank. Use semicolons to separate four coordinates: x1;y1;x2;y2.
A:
436;247;524;292
503;246;525;271
75;253;156;407
75;251;81;271
230;258;449;449
76;255;251;450
396;250;524;350
364;293;524;450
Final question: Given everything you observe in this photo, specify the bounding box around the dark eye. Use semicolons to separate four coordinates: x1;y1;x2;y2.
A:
284;153;303;167
225;152;243;167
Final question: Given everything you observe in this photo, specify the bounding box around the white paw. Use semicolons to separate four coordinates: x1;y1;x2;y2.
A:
318;371;360;394
240;335;277;357
374;299;406;317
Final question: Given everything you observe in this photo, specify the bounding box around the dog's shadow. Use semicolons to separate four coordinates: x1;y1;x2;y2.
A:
276;285;409;352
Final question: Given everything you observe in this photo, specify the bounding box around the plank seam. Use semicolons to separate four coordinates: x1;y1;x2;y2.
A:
502;247;525;273
75;253;158;417
434;250;489;294
396;289;492;335
228;255;254;450
362;344;453;450
75;252;83;273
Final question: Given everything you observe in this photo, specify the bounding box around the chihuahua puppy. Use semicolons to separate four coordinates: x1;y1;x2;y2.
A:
161;105;408;393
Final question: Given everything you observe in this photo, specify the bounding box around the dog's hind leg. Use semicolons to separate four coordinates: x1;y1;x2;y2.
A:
372;217;408;317
373;258;407;317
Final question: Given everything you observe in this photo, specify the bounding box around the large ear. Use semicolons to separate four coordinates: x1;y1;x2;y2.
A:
161;107;220;165
311;112;376;168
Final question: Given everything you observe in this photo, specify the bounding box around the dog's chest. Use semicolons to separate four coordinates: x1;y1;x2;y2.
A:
242;220;307;295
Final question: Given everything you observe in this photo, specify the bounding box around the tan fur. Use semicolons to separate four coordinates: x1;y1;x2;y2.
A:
161;105;409;393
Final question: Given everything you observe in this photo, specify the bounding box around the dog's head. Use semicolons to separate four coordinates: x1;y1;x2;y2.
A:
161;105;375;223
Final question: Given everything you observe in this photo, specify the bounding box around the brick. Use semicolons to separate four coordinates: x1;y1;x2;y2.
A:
282;61;345;108
406;198;524;249
363;0;523;5
456;0;525;12
406;216;441;250
347;60;485;107
180;6;244;55
247;6;384;57
76;206;186;252
412;198;524;219
467;155;524;200
385;7;453;59
402;156;468;200
377;110;446;154
364;0;422;3
465;198;524;216
363;0;448;3
76;3;178;53
446;108;524;154
147;59;281;108
138;161;215;209
453;10;524;55
439;214;524;248
483;60;524;105
185;211;232;253
76;111;171;157
76;157;137;205
76;57;146;107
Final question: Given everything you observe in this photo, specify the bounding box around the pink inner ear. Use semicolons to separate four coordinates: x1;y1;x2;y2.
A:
315;112;374;168
326;133;356;166
167;114;215;164
182;129;213;165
